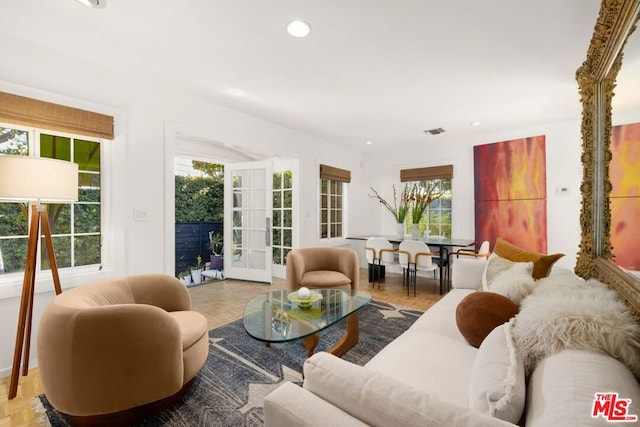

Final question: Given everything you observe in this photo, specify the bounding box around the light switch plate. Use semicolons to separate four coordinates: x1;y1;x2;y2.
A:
133;208;149;221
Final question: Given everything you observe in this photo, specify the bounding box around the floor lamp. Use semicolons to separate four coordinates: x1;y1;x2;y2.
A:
0;155;78;400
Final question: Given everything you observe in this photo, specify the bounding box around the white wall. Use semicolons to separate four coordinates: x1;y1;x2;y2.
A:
0;32;593;378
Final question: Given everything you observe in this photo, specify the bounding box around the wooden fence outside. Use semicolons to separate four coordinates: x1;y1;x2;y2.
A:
175;221;223;276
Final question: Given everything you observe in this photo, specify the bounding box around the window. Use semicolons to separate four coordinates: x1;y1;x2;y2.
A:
426;179;452;237
319;164;350;239
401;164;453;239
0;124;102;275
320;178;344;238
272;170;293;265
405;179;452;238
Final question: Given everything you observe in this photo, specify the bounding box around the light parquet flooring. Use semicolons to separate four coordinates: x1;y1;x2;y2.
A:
1;268;442;426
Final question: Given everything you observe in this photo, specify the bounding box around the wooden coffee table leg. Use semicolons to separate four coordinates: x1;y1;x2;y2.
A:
327;313;359;357
302;333;320;358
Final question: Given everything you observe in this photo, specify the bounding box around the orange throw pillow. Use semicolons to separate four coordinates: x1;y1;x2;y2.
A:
493;237;564;280
456;291;519;348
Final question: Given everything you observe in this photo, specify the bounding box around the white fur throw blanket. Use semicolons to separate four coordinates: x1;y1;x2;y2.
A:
508;274;640;378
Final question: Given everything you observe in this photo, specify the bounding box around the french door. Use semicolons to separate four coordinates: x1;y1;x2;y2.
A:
224;160;272;282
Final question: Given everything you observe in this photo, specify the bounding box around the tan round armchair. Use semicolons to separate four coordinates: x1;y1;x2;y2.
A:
37;274;209;425
286;247;360;292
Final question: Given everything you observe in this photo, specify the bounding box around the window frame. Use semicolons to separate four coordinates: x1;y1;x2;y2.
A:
319;178;346;239
0;122;108;283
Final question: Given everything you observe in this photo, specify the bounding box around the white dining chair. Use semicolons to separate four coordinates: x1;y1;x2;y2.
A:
453;240;490;260
398;240;438;296
365;237;398;288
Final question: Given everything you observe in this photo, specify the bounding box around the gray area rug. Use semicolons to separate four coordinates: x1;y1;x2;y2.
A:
36;300;422;426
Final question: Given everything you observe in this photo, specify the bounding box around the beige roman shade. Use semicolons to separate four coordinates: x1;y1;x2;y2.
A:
0;91;114;140
320;164;351;183
400;164;453;182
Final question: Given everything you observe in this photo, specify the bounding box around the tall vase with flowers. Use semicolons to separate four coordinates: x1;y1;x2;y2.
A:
369;184;411;237
409;181;444;239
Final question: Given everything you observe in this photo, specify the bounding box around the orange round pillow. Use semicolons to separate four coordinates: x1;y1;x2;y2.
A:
456;292;519;348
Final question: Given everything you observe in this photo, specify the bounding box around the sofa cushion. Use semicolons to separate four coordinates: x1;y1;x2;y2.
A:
265;382;369;427
483;253;516;291
303;352;514;427
525;350;640;427
452;258;487;290
300;270;351;287
493;237;564;280
366;330;477;406
468;324;525;424
409;288;475;342
486;261;536;306
456;291;518;348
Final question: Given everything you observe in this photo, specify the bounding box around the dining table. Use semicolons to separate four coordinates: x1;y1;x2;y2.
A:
346;235;476;293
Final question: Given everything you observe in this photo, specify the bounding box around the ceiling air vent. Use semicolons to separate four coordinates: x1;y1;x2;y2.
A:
424;128;446;135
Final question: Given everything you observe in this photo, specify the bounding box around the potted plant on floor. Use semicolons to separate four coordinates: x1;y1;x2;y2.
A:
191;255;204;285
208;231;224;271
178;269;192;286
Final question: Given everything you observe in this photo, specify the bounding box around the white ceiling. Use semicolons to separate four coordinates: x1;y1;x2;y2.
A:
4;0;633;151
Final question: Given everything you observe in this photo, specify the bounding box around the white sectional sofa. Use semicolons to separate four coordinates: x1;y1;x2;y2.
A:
264;258;640;426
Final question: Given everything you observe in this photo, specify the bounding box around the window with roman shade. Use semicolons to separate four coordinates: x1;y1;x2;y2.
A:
0;91;111;277
400;164;453;238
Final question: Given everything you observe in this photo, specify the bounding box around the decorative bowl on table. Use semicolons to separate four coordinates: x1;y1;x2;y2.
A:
287;290;323;308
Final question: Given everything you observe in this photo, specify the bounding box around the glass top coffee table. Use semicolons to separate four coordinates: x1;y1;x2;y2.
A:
243;289;371;358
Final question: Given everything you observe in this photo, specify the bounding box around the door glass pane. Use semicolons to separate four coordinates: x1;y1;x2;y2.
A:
250;169;266;187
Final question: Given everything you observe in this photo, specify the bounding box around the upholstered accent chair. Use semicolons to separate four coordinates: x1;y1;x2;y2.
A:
286;247;360;292
37;274;209;425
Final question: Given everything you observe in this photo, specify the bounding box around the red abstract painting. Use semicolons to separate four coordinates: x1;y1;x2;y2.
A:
610;122;640;270
474;135;547;253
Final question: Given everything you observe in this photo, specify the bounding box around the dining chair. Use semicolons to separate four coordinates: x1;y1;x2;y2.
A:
365;237;398;288
453;240;490;260
398;240;438;296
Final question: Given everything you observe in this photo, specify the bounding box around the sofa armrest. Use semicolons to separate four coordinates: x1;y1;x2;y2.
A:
125;273;192;311
303;352;515;427
264;382;368;427
38;303;184;415
451;258;487;290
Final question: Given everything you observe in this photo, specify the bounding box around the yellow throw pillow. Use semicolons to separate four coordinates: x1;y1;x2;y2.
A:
493;238;564;280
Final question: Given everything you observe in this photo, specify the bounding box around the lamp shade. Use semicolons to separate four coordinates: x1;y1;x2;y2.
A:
0;155;78;202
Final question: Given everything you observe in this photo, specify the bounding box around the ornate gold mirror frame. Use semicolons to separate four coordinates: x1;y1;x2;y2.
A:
575;0;640;314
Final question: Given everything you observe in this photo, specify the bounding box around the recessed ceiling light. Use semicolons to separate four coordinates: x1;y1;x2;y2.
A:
471;121;481;126
287;20;311;38
366;141;373;145
75;0;107;8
